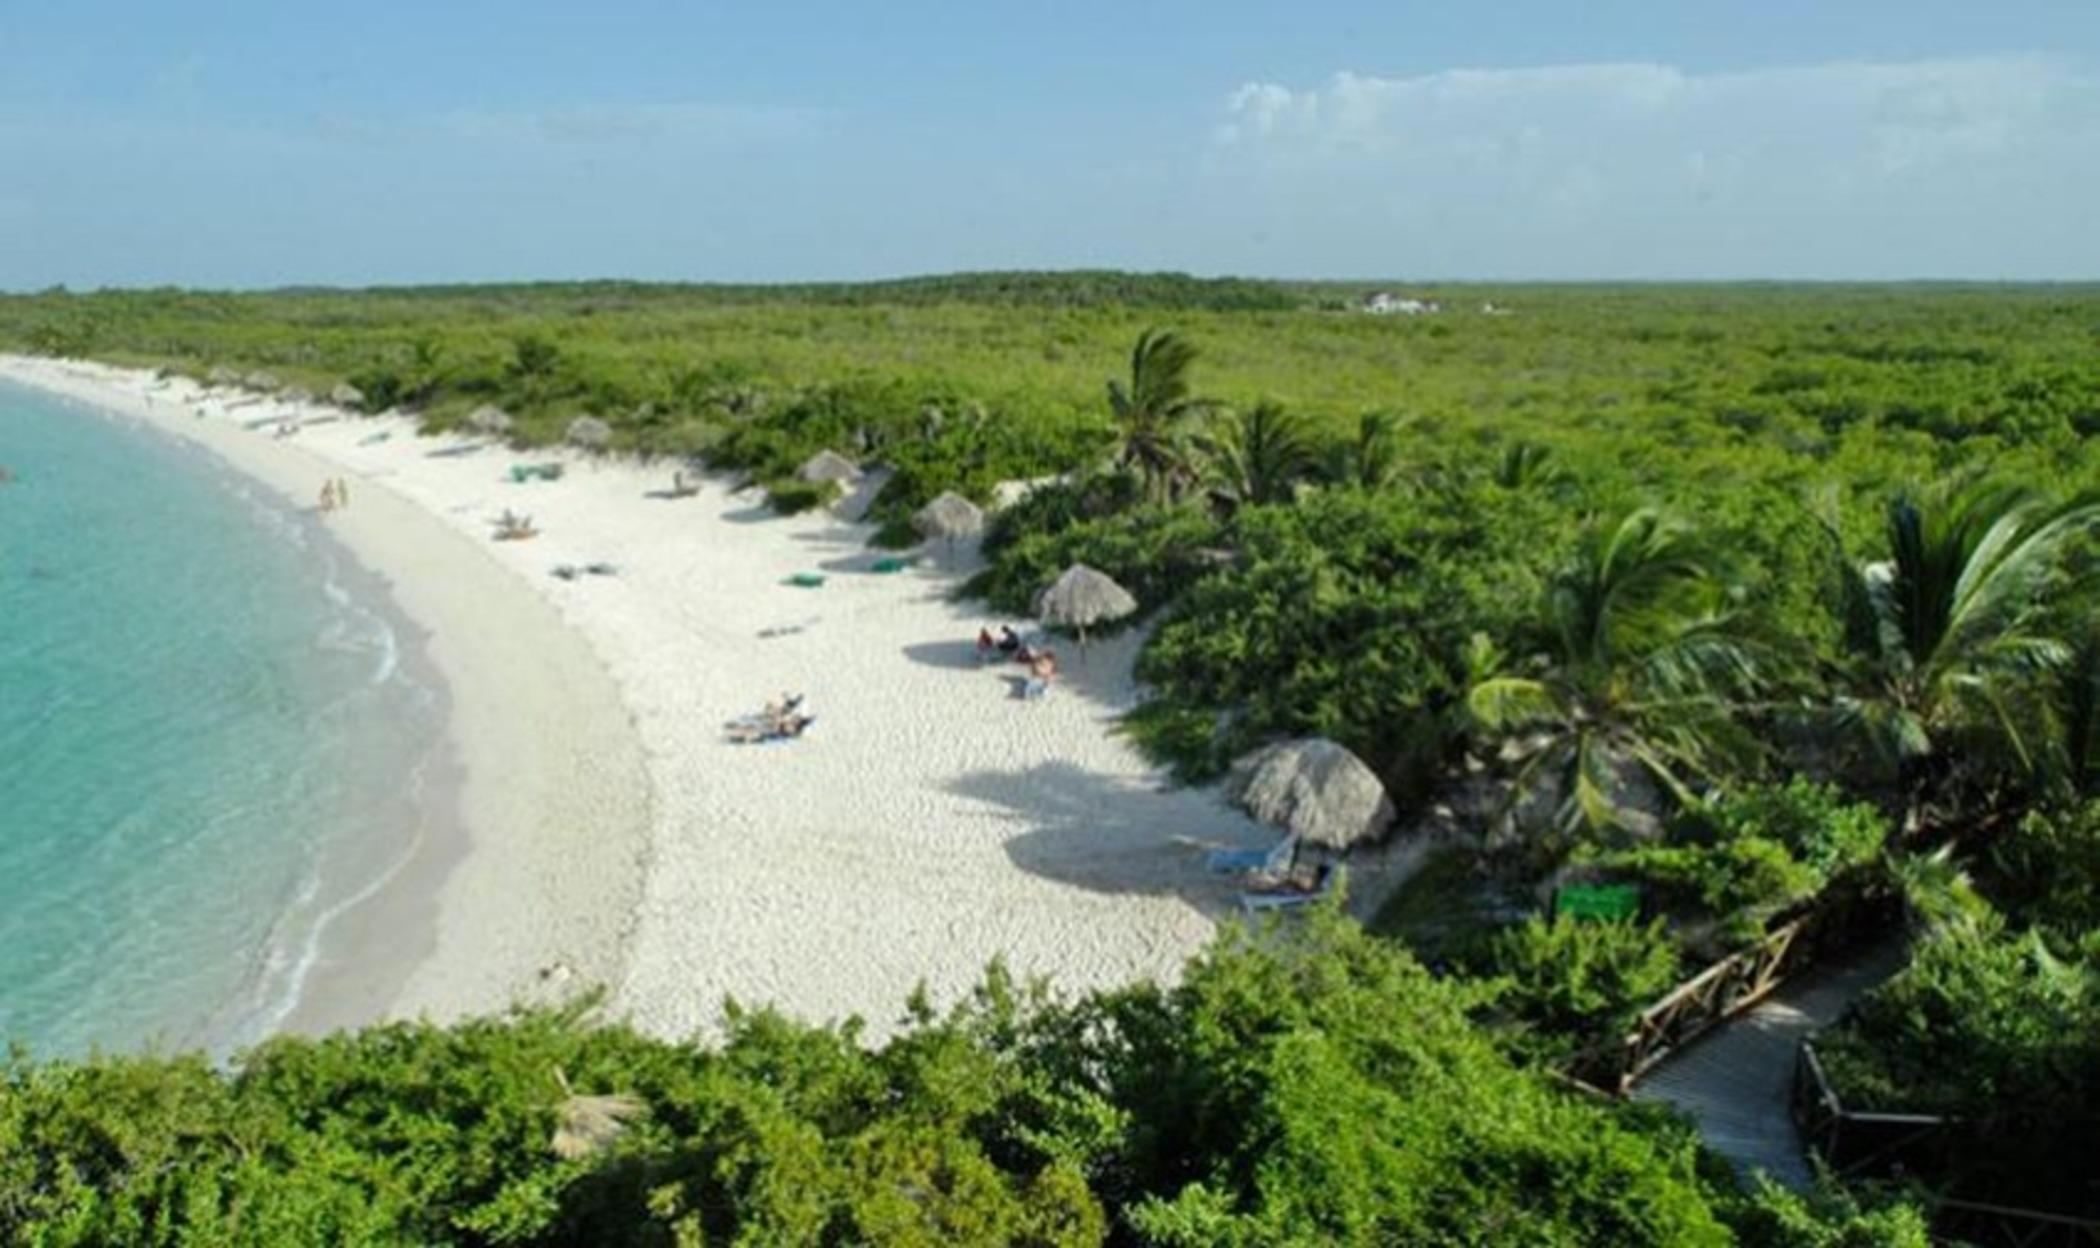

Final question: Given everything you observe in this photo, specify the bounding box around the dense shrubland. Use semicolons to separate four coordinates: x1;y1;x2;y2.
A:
7;275;2099;1234
0;915;1928;1246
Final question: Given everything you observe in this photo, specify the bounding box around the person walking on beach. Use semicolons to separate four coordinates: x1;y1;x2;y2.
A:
318;479;338;513
334;477;350;510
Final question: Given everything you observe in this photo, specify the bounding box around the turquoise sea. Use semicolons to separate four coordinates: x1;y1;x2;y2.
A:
0;380;447;1058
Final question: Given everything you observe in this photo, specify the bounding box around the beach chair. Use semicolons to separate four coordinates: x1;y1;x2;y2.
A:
870;555;917;574
784;572;826;588
1207;835;1297;876
1238;864;1335;914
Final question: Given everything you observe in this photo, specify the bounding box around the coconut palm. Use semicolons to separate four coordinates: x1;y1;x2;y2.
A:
1493;440;1568;491
1198;400;1317;511
1107;328;1209;502
1821;480;2100;822
1469;507;1765;838
1324;410;1408;491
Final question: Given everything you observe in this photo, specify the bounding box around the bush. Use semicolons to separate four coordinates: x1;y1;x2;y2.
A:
1586;838;1819;939
0;915;1911;1245
763;477;841;515
1728;1178;1931;1248
1471;913;1683;1062
1814;921;2100;1212
1986;799;2100;935
1688;780;1889;880
1120;485;1557;778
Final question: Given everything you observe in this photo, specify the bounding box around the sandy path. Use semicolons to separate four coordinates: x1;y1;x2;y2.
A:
2;356;1272;1041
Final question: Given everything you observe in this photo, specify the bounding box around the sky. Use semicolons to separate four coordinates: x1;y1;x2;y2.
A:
0;1;2095;288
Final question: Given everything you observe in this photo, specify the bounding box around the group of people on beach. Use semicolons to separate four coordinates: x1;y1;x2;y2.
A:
317;477;352;513
976;625;1060;699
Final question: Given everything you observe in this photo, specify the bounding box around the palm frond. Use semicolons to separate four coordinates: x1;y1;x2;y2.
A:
1467;676;1559;731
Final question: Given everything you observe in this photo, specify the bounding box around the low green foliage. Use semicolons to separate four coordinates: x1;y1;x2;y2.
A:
1727;1179;1932;1248
1469;914;1684;1063
762;476;841;515
0;916;1924;1245
1984;799;2100;936
1815;919;2100;1211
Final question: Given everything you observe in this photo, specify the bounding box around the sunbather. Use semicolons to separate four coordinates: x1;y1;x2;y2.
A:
997;625;1022;656
976;627;997;663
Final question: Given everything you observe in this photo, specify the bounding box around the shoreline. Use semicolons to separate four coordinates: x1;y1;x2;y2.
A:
0;355;654;1041
2;352;1305;1049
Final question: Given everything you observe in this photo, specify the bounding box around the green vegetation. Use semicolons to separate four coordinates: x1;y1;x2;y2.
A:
8;274;2100;1233
0;915;1909;1246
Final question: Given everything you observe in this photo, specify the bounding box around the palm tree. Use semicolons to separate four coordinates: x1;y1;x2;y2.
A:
1107;329;1209;502
1821;480;2100;823
1493;440;1568;491
1469;507;1765;838
1324;410;1408;491
1198;400;1317;511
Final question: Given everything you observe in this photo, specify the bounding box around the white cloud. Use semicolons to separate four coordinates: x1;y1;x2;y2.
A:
1205;56;2100;277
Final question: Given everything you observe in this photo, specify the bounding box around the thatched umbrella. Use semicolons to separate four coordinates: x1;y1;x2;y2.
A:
912;491;984;548
1227;737;1395;854
566;415;613;451
329;382;366;410
281;385;314;405
206;365;241;387
549;1068;647;1161
1033;563;1137;651
796;448;862;485
467;404;515;437
244;370;281;392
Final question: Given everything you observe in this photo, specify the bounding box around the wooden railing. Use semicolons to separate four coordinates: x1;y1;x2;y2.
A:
1790;1041;1952;1177
1793;1042;2100;1247
1571;911;1820;1094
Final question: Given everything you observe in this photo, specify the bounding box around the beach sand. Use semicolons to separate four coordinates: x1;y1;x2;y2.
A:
1;355;1306;1043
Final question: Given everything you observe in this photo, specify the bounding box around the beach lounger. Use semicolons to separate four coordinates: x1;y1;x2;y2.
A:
870;555;917;574
1238;864;1335;914
784;572;826;588
1207;836;1297;876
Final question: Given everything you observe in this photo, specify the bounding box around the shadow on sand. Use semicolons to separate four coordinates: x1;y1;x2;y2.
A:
947;759;1266;911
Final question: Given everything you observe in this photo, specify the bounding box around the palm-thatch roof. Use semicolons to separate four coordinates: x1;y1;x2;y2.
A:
912;491;984;541
566;415;613;450
329;382;366;409
549;1070;648;1160
468;404;515;435
796;449;863;485
1227;737;1395;851
1033;564;1138;637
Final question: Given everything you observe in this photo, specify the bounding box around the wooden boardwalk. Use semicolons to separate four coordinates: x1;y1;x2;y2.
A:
1633;940;1908;1189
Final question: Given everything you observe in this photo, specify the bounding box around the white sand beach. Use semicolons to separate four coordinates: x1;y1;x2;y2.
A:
0;354;1334;1043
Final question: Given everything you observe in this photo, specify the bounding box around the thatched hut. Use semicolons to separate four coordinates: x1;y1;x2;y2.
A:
1227;737;1395;854
796;449;862;485
1033;563;1137;649
912;491;984;545
566;415;613;450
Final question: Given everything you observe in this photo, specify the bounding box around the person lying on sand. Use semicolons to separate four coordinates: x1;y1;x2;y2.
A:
1021;649;1059;700
724;711;816;744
